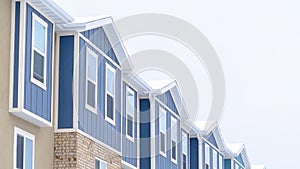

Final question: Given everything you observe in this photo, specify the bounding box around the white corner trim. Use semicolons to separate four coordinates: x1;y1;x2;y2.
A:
9;0;16;109
10;108;52;127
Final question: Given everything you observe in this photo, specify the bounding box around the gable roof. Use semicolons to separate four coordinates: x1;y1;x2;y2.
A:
226;143;251;169
196;122;228;153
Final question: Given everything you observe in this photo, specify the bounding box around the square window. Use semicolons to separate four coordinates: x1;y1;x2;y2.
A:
14;127;34;169
31;13;47;89
95;158;107;169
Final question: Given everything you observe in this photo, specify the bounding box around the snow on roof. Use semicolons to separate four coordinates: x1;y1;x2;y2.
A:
226;143;245;154
251;165;266;169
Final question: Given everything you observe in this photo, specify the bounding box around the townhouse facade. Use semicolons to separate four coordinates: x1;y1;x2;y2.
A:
0;0;265;169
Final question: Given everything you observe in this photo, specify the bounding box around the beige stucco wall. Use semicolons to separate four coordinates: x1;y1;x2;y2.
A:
0;0;54;168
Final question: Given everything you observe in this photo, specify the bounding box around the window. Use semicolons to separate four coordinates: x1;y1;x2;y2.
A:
85;48;98;113
219;155;223;169
213;149;218;169
171;116;177;163
205;143;210;169
105;63;116;125
235;163;239;169
14;127;34;169
31;13;47;89
95;158;107;169
159;106;166;155
182;131;188;169
126;86;135;140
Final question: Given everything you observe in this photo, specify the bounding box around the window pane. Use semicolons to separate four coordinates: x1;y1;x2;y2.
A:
88;53;97;82
213;150;218;169
25;138;33;169
33;51;44;83
87;81;96;108
126;88;134;115
127;115;133;137
106;68;114;95
219;155;223;169
182;132;187;154
160;132;165;153
183;154;187;169
159;108;166;132
171;140;176;160
106;94;114;120
16;135;24;169
34;20;46;53
101;161;107;169
171;118;177;140
205;144;210;163
95;159;100;169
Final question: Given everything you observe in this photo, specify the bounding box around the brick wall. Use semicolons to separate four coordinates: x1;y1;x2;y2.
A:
54;132;122;169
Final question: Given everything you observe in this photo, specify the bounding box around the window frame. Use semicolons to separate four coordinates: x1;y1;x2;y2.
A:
219;155;223;169
205;143;210;169
171;116;177;164
30;13;48;90
95;157;107;169
125;86;135;142
105;63;116;125
213;149;218;169
14;127;35;169
182;131;188;169
159;106;167;157
85;47;98;114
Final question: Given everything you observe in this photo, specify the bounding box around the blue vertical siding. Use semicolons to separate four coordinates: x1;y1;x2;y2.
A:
139;99;151;169
224;159;231;169
23;4;53;122
190;138;198;169
78;37;121;151
155;101;180;169
205;132;219;149
13;1;20;108
156;91;179;115
80;27;119;65
58;36;74;129
122;83;138;167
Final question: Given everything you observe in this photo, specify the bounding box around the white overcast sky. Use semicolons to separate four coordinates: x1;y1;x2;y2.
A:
54;0;300;168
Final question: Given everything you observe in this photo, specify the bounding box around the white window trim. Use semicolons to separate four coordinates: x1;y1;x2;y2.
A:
125;86;135;142
171;116;177;164
105;63;116;126
159;106;167;157
30;13;47;90
213;149;218;169
95;157;107;169
14;127;35;169
85;47;98;114
219;155;223;169
205;143;210;168
182;131;188;169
